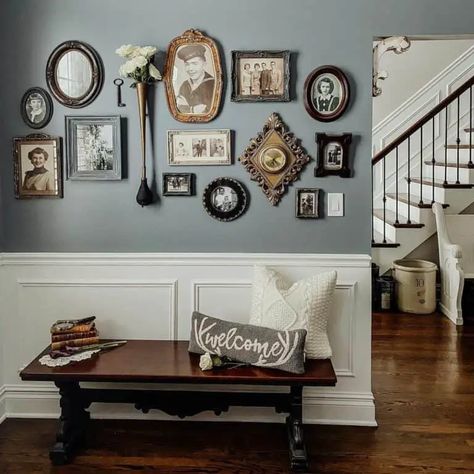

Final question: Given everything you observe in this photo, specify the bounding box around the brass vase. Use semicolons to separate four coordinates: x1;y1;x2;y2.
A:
135;82;153;207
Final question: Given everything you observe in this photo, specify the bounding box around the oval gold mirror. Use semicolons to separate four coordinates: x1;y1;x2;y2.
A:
46;41;103;108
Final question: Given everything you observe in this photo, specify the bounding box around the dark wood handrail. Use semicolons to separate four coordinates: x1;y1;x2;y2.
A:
372;74;474;165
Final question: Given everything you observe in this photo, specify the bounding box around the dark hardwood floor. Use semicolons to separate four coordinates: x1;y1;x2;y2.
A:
1;311;473;473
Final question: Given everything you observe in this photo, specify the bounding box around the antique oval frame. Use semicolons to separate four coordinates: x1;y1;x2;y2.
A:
202;177;248;222
164;29;223;123
20;87;54;129
46;40;104;109
303;65;350;122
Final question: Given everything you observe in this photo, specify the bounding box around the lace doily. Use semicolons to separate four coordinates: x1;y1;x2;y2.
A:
39;349;101;367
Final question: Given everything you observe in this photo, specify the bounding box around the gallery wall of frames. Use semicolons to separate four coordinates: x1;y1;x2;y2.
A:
14;31;353;218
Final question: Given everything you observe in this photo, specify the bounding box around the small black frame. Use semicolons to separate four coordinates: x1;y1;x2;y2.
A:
314;133;352;178
231;50;290;102
202;177;248;221
20;87;54;129
163;173;195;196
295;188;320;219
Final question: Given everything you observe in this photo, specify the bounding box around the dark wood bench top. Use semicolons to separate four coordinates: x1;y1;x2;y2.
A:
20;340;337;386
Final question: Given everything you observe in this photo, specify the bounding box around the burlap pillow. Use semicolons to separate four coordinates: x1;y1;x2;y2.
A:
188;311;306;374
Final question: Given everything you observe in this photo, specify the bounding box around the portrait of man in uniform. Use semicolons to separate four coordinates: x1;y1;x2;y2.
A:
174;44;216;115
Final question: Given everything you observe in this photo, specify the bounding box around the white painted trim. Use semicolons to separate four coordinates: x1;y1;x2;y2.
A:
192;280;253;313
0;386;6;425
1;384;376;427
0;253;371;268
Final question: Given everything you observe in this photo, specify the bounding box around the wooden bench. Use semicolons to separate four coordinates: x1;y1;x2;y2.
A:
20;340;337;472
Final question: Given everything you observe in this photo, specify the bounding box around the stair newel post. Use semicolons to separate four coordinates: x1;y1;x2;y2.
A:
470;86;473;168
395;146;399;225
419;125;424;206
432;116;435;205
383;155;387;244
407;137;411;224
456;95;461;184
444;106;448;185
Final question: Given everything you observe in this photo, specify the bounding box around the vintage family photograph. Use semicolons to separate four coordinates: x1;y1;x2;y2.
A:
13;135;62;199
304;66;350;122
324;142;343;170
232;51;290;102
315;133;352;177
202;177;248;222
163;173;195;196
168;129;231;165
20;87;53;129
66;116;122;180
165;30;223;123
296;188;320;219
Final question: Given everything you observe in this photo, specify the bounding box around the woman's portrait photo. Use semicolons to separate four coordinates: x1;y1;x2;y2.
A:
13;136;63;199
304;66;350;122
20;87;53;129
165;29;223;123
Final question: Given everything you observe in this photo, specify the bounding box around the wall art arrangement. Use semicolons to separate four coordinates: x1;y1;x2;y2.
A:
14;28;356;222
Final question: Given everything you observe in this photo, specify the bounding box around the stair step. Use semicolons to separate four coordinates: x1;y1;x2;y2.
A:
386;193;449;209
407;177;473;189
424;160;474;169
373;208;424;228
445;144;474;149
372;231;400;248
464;128;474;132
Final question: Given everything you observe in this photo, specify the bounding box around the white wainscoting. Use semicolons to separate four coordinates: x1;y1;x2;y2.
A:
0;253;375;426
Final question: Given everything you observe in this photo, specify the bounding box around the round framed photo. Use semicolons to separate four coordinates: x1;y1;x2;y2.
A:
20;87;54;129
202;177;248;222
303;66;350;122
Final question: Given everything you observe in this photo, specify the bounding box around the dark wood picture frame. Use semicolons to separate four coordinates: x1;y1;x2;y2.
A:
163;173;195;196
239;113;311;205
202;177;248;222
314;133;352;178
304;65;350;122
231;50;290;102
13;134;63;199
295;188;320;219
164;29;223;123
46;40;104;109
20;87;54;129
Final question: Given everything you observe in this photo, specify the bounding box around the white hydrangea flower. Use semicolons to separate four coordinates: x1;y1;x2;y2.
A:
139;46;157;59
116;44;138;59
149;63;162;80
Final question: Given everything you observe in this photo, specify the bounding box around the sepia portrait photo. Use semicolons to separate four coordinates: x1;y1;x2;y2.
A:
296;188;320;219
163;173;195;196
313;73;341;115
20;87;53;129
232;51;290;102
165;29;223;123
168;129;231;166
324;142;343;170
13;135;62;199
66;116;122;180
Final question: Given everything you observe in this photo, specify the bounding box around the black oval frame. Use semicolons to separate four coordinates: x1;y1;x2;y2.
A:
46;40;104;109
202;177;248;222
20;87;54;129
303;65;350;122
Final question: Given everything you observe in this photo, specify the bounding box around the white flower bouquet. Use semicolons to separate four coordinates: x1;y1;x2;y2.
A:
116;44;162;87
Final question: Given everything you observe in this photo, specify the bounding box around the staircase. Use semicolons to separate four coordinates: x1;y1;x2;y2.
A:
372;74;474;274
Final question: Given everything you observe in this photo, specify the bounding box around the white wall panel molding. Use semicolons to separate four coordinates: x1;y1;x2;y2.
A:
0;252;373;426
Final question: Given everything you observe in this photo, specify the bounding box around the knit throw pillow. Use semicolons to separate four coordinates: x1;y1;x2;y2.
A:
188;311;307;374
249;266;337;359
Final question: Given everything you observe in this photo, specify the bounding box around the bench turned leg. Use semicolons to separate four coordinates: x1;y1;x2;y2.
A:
286;384;309;472
50;381;90;465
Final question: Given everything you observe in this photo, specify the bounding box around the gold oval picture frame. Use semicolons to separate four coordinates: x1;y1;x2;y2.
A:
164;29;223;123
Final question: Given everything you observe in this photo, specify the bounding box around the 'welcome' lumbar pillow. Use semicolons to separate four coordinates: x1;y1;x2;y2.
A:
188;311;307;374
249;266;337;359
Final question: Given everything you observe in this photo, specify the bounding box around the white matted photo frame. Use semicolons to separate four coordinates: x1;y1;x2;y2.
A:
66;116;122;180
167;129;231;166
13;134;63;199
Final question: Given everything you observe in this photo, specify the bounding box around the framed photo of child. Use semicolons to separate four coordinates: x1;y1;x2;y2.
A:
13;134;63;199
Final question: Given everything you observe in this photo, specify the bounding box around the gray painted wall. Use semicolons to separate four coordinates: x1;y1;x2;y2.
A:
2;0;474;253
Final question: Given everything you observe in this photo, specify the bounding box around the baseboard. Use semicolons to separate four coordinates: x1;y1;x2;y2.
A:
2;384;376;427
0;386;6;425
440;302;464;325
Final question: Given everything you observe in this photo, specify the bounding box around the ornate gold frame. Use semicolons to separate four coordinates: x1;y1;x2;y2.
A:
239;113;311;205
164;29;223;123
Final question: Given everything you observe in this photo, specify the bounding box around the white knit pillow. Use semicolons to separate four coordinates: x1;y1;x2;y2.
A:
249;266;337;359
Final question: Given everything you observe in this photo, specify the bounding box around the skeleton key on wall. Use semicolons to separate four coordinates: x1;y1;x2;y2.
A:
114;78;126;107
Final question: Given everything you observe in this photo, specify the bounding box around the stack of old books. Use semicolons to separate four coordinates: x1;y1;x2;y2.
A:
50;316;99;351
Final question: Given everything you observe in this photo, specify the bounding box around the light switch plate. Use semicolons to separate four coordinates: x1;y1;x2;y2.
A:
327;193;344;216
